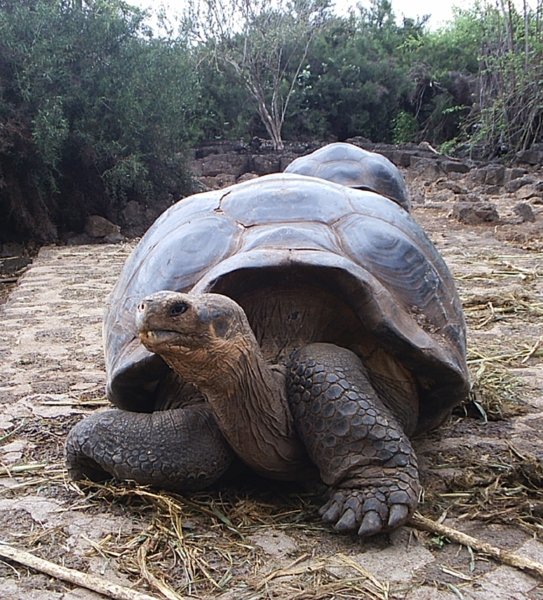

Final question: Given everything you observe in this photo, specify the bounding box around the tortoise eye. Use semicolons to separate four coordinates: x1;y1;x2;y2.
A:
170;301;188;316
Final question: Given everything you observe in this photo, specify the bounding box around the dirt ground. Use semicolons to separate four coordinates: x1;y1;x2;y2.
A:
0;165;542;599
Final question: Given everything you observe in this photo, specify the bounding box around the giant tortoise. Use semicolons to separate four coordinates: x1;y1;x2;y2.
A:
66;173;468;537
285;142;411;211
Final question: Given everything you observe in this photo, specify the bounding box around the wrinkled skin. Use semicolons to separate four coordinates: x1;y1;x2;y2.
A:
66;291;420;537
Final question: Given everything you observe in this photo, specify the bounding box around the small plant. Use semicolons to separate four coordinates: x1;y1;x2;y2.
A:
392;110;419;143
430;534;451;549
438;137;460;156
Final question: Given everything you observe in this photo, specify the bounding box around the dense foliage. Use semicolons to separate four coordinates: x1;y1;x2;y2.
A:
0;0;198;242
0;0;541;243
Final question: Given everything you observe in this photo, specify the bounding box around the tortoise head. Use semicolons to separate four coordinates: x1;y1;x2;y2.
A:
136;291;249;356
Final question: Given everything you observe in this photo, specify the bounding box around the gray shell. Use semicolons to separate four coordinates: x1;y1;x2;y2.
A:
105;173;468;432
285;142;411;211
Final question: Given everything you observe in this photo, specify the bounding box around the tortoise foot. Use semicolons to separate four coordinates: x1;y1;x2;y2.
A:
319;470;419;536
288;342;421;536
66;406;234;492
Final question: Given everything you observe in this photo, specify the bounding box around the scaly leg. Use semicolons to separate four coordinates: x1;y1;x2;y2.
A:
65;405;234;491
287;343;420;536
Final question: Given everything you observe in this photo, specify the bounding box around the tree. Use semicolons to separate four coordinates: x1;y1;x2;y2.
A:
287;5;417;142
186;0;330;149
470;0;543;155
0;0;200;242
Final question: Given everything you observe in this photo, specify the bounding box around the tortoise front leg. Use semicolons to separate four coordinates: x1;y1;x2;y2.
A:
287;343;420;537
65;405;234;491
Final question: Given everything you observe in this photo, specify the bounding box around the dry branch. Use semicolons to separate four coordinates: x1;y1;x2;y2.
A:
411;513;543;580
0;542;163;600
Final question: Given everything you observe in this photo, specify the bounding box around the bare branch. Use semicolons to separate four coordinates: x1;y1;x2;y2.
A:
185;0;331;149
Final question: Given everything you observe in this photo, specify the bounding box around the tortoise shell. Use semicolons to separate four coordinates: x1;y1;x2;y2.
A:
105;173;468;433
285;142;411;211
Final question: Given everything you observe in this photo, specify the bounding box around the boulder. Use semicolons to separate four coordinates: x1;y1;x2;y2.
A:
440;160;470;174
504;168;527;183
516;144;543;165
192;153;251;178
252;155;281;175
516;185;541;200
513;202;536;223
84;215;121;240
505;176;536;194
410;158;443;180
199;174;236;190
0;256;31;274
237;172;259;183
436;180;467;194
482;164;506;185
452;201;500;224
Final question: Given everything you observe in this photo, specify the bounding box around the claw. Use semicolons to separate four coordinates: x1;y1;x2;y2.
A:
358;510;383;537
387;504;409;529
334;507;357;532
320;500;341;523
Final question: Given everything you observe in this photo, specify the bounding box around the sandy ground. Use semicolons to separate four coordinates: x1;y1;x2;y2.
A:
0;169;542;599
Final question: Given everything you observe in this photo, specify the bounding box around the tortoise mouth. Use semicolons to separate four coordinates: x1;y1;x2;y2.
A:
139;328;194;350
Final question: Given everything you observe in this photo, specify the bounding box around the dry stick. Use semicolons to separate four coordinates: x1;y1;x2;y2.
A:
0;542;161;600
411;513;543;580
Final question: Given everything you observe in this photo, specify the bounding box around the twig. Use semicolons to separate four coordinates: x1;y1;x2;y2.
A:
137;538;186;600
0;542;161;600
411;513;543;580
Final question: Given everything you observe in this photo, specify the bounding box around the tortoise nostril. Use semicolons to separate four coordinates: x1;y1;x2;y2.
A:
138;301;146;311
170;301;188;317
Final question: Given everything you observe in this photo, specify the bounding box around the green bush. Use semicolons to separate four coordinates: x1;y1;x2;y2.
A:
0;0;199;242
392;111;419;143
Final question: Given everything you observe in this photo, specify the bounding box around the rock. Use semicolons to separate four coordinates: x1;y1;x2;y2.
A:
505;176;535;193
345;135;372;147
516;185;540;200
410;190;425;205
513;202;536;223
84;215;121;239
103;232;125;244
432;191;455;203
452;201;500;224
516;144;543;165
410;156;432;169
391;150;413;168
440;160;471;174
471;163;505;185
482;164;506;185
504;167;527;183
469;168;487;185
411;158;443;180
199;174;236;189
237;172;259;183
192;153;251;178
485;185;502;195
121;200;158;237
436;180;467;194
249;531;297;558
0;256;31;274
279;153;301;171
252;154;281;175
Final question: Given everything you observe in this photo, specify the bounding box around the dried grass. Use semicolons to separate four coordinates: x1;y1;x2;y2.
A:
51;482;392;599
431;445;543;537
463;290;543;330
461;362;525;421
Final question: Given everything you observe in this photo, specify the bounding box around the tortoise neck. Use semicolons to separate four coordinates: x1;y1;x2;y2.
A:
164;335;310;479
